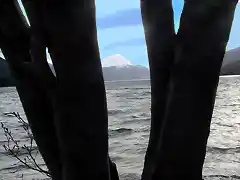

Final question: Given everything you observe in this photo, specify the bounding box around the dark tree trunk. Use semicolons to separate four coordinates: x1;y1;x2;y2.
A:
21;0;112;179
140;0;176;179
0;0;119;180
0;1;62;179
141;0;238;180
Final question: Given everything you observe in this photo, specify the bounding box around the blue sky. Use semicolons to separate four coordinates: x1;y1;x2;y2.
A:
12;0;240;67
96;0;240;67
96;0;182;67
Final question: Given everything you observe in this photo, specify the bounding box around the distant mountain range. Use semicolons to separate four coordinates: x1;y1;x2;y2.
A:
221;47;240;75
0;47;240;87
102;65;149;81
0;57;150;87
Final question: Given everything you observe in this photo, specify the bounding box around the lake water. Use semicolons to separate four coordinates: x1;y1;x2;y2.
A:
0;77;240;180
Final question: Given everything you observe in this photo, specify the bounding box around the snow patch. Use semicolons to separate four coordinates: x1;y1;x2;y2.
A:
101;54;132;67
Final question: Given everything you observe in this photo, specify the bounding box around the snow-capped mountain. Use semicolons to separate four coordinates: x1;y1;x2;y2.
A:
0;54;150;87
101;54;150;81
2;48;240;87
101;54;132;67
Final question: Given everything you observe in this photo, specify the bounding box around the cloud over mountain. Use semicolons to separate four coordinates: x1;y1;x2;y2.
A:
101;54;150;81
101;54;132;67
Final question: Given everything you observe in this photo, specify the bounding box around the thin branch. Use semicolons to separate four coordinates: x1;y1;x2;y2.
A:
1;112;51;177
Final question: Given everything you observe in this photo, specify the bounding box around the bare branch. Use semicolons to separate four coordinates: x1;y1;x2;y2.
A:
1;112;51;177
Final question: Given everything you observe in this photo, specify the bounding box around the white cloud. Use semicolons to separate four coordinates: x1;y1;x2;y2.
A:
101;54;132;67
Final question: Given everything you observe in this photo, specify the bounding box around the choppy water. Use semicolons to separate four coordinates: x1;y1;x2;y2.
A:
0;77;240;180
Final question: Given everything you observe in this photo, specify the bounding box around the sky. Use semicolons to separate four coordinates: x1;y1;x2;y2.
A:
96;0;240;67
1;0;240;67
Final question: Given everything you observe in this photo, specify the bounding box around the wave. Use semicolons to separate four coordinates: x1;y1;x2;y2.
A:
0;162;46;173
120;173;240;180
0;140;8;146
128;113;150;119
120;118;150;128
108;109;133;116
122;87;149;90
1;145;38;156
203;175;240;179
207;146;240;154
0;164;29;172
119;173;140;180
214;122;234;128
109;128;134;138
2;112;16;117
126;97;146;100
108;109;125;116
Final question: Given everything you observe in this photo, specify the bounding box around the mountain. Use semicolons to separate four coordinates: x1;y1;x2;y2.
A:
102;65;149;81
101;54;149;81
2;47;240;88
221;47;240;75
48;63;149;81
48;62;149;81
0;57;15;87
0;55;150;87
101;54;132;67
